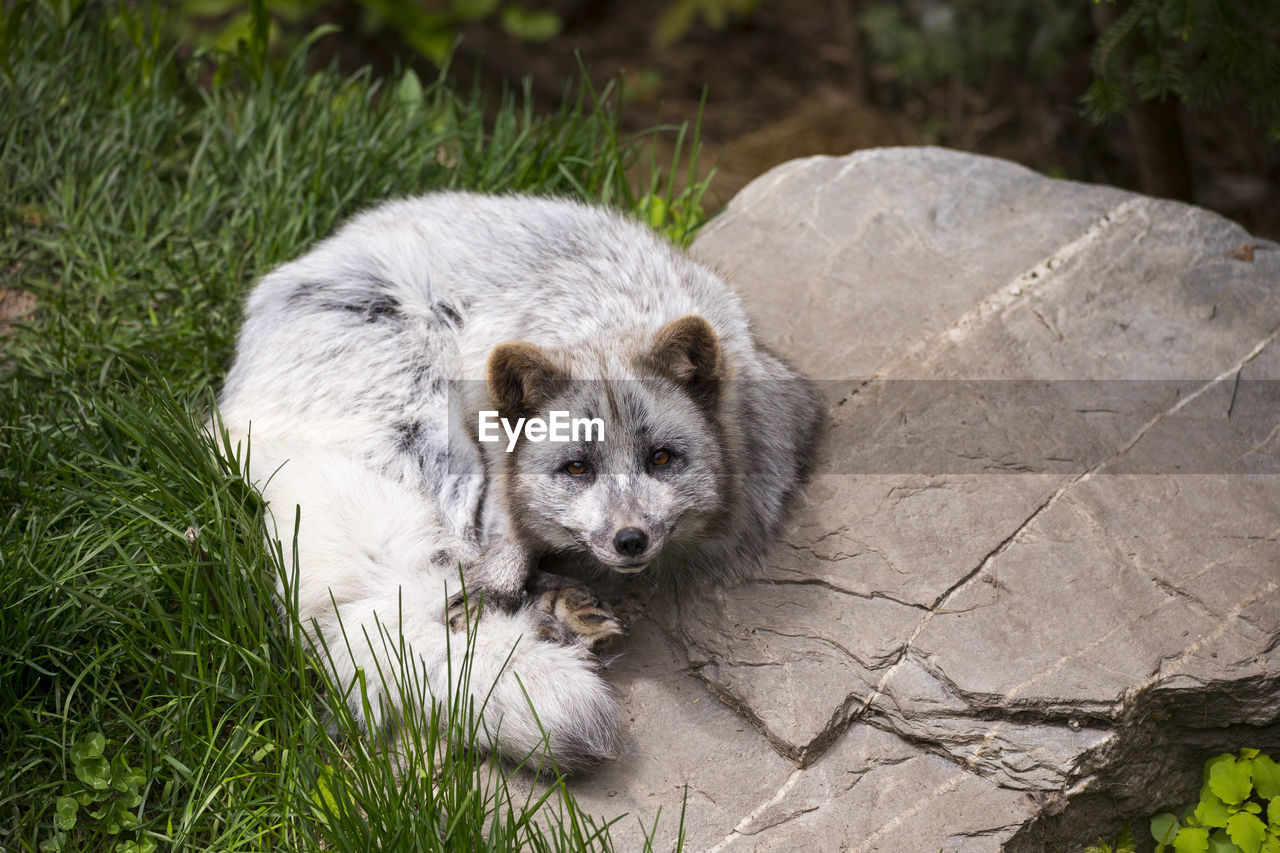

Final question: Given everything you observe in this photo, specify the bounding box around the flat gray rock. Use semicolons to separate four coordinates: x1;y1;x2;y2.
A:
551;617;797;851
565;147;1280;851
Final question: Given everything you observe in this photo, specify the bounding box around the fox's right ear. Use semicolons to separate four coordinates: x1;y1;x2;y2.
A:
646;314;722;387
487;342;566;415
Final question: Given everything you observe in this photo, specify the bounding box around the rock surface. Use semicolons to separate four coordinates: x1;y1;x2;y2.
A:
564;147;1280;851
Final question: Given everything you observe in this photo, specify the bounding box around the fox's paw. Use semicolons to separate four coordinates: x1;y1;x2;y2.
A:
446;585;523;633
531;574;625;650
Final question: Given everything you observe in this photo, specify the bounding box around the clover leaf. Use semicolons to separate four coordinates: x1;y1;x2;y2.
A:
53;796;78;831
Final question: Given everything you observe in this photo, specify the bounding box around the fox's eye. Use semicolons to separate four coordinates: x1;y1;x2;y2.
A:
650;449;672;467
563;460;590;476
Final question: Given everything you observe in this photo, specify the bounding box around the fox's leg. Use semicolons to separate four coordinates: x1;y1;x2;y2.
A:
445;548;625;650
445;539;532;631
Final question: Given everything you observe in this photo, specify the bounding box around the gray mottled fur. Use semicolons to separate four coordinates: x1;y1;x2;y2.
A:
217;193;821;770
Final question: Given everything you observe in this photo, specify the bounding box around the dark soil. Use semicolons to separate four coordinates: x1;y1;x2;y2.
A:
316;1;1279;240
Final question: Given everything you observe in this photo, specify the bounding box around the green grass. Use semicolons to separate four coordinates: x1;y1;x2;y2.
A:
0;3;706;849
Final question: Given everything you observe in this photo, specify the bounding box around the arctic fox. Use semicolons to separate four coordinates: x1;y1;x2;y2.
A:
217;193;821;770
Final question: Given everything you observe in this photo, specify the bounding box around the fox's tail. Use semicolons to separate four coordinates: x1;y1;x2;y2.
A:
324;591;623;772
228;433;622;771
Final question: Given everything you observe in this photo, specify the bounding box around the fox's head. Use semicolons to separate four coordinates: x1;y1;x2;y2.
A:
485;315;731;575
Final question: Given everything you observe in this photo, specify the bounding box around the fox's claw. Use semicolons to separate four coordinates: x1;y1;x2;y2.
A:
531;575;625;650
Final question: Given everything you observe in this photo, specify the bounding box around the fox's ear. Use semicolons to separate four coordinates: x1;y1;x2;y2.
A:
488;342;566;414
647;314;722;388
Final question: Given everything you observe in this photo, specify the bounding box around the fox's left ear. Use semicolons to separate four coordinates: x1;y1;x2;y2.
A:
488;342;567;415
646;314;722;388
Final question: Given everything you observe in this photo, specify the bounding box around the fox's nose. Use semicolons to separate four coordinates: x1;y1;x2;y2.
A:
613;527;648;558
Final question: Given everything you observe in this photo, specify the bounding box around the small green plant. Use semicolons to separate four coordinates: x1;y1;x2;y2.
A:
41;733;155;853
630;85;714;245
1085;822;1136;853
1149;748;1280;853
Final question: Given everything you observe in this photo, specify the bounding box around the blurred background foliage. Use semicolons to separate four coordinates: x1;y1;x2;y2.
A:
170;0;563;61
90;0;1280;237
